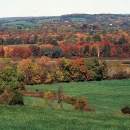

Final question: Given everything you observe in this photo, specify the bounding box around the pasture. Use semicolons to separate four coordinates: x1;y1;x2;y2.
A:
0;79;130;130
2;20;42;27
70;17;86;22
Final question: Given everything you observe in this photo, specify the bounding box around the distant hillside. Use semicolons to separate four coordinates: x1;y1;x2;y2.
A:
0;14;130;27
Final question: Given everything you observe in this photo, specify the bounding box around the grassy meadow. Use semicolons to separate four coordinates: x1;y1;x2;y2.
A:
70;17;86;22
2;20;42;27
0;79;130;130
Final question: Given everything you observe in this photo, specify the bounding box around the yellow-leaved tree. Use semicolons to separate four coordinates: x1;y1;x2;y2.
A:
17;58;41;85
3;46;9;58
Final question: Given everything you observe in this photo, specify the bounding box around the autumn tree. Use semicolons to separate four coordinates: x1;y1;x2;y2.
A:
58;58;71;82
85;58;107;81
10;46;32;59
17;59;41;85
36;56;55;84
0;58;13;72
29;45;40;57
3;46;9;58
0;46;4;57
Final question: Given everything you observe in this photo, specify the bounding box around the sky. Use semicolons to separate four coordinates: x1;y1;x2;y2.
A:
0;0;130;18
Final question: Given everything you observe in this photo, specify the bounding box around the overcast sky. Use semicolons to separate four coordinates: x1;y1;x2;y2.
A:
0;0;130;18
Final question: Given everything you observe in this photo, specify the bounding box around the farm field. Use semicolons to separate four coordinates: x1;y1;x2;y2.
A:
38;17;61;22
70;17;86;22
0;79;130;130
2;20;42;27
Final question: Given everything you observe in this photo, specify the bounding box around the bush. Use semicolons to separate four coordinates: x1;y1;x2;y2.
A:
60;93;67;101
113;71;129;79
2;89;24;105
44;91;56;100
74;97;89;110
121;105;130;114
65;96;77;105
44;91;56;109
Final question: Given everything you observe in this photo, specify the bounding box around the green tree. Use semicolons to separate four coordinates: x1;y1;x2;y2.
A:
0;67;25;91
33;34;38;44
51;47;64;58
91;47;97;57
83;45;89;55
0;67;25;105
93;34;101;42
85;58;107;81
103;44;111;57
118;34;126;44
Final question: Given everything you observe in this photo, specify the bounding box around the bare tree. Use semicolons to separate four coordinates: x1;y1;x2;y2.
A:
57;85;63;108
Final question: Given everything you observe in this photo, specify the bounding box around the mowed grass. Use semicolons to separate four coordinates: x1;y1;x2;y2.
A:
27;79;130;113
0;105;129;130
71;17;86;22
38;17;60;22
0;79;130;130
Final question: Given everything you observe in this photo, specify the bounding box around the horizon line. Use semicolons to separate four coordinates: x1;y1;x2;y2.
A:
0;13;130;19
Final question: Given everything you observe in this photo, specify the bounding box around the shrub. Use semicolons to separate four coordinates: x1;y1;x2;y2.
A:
2;89;24;105
113;71;129;79
65;96;77;105
121;105;130;114
61;93;67;101
75;97;89;110
44;91;56;109
44;91;56;100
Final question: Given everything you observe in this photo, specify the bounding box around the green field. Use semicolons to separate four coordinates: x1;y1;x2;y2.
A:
38;17;60;22
0;80;130;130
71;17;86;22
2;20;42;27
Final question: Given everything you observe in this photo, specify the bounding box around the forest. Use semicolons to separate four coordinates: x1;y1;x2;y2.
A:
0;14;130;59
0;14;130;84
